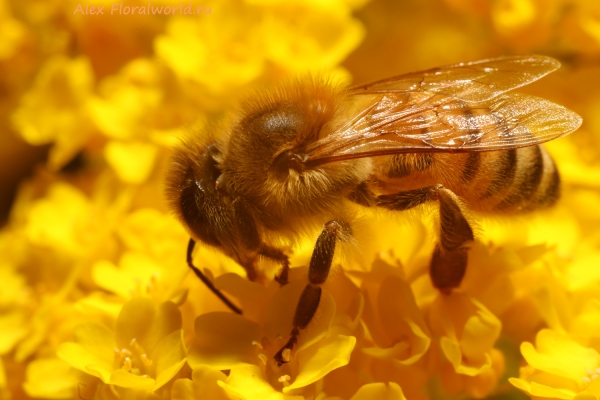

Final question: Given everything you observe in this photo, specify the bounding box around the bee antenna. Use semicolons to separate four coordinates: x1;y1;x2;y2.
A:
186;239;243;314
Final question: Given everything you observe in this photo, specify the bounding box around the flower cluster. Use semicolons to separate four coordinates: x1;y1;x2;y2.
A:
1;0;600;399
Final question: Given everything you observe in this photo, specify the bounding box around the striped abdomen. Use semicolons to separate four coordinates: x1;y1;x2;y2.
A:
379;145;560;214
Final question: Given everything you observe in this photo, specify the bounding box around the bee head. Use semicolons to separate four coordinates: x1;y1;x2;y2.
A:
165;142;238;251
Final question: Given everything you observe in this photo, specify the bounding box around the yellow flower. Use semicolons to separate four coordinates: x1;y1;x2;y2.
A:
103;140;159;184
0;0;27;60
0;263;29;356
87;60;161;141
510;329;600;399
57;297;187;392
22;357;79;399
492;0;537;34
172;365;229;400
428;292;502;377
24;182;105;257
260;3;365;72
350;382;407;400
91;251;187;302
359;266;431;365
11;56;95;169
155;2;265;96
439;347;506;399
116;208;189;264
188;268;357;397
571;299;600;350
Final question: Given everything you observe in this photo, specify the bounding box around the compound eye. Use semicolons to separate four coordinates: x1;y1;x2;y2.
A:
195;144;223;191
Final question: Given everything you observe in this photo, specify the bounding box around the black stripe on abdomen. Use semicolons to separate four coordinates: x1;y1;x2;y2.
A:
480;149;517;200
496;146;544;211
461;152;481;184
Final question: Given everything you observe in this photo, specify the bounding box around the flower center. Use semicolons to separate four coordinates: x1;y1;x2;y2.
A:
113;338;154;377
252;337;294;389
131;273;159;296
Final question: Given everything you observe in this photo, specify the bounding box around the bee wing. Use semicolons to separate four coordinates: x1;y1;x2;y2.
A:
304;56;582;167
348;55;560;102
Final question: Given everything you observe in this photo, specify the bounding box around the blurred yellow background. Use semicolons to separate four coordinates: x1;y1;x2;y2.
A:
1;0;600;399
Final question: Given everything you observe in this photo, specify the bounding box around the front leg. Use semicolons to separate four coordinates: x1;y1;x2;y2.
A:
259;244;290;285
274;220;351;366
233;198;290;284
377;185;474;292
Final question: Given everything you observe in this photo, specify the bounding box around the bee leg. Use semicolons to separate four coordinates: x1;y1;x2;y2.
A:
273;220;350;366
233;198;265;282
428;187;474;292
377;185;474;293
234;198;291;284
186;238;242;314
259;245;290;286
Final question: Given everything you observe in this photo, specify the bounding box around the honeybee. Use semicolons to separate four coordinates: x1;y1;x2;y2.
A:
165;55;581;365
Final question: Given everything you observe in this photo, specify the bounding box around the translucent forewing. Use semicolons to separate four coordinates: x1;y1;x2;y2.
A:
304;55;582;167
348;55;560;102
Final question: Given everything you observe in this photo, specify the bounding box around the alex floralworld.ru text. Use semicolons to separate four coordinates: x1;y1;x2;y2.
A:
73;2;212;15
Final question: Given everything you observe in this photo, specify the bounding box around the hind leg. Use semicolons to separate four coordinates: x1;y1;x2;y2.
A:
376;184;475;292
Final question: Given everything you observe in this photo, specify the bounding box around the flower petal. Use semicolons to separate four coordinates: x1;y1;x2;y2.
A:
430;293;501;376
521;329;600;383
350;382;407;400
0;312;28;354
189;312;261;370
145;301;183;352
372;275;430;364
115;297;155;350
152;330;187;390
263;281;336;352
57;343;111;383
285;334;356;392
109;368;155;390
22;358;77;398
56;322;115;382
172;366;229;400
104;140;158;184
219;364;303;400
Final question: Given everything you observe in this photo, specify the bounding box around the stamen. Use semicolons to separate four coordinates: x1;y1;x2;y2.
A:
122;357;132;372
130;338;146;355
278;375;291;383
281;348;291;363
140;353;153;367
258;354;268;365
252;341;263;350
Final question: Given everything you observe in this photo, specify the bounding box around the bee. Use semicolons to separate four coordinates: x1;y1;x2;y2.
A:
165;55;581;365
